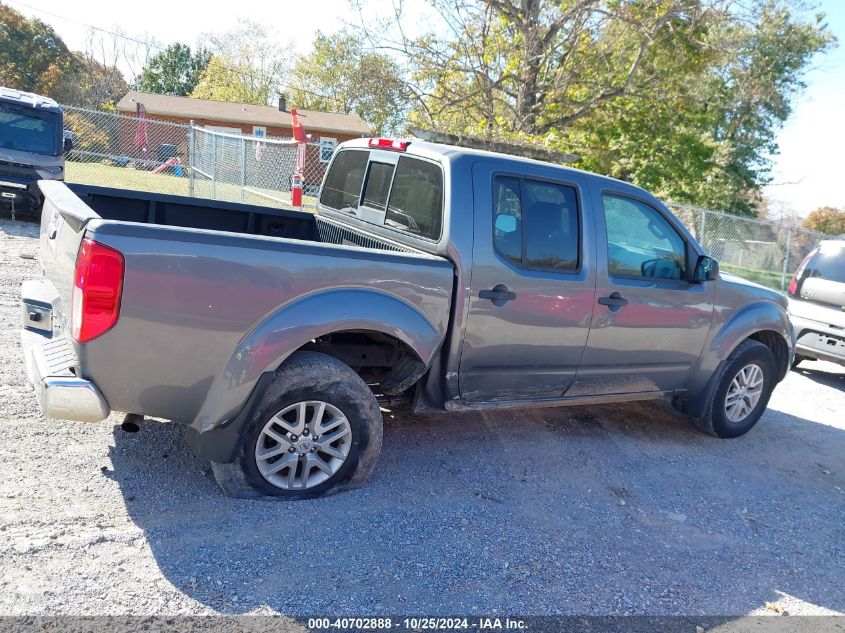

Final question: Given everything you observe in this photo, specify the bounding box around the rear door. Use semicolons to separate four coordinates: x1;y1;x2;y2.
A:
458;162;597;401
567;191;714;396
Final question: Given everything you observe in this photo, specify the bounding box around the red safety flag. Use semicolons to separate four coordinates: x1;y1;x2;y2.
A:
290;108;307;143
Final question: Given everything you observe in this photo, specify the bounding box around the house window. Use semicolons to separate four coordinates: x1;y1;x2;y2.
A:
253;126;267;138
320;137;337;163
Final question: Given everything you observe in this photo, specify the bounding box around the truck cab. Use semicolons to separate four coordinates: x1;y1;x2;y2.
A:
0;86;68;215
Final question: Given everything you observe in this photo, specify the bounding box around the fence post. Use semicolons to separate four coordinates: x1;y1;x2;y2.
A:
699;209;707;248
187;120;195;198
781;228;792;292
240;137;246;204
211;133;217;199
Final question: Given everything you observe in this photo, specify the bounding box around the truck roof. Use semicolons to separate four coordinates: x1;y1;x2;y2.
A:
0;86;62;113
341;137;654;200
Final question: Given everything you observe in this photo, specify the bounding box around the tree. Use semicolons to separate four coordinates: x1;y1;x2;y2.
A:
191;20;291;105
291;30;407;134
365;0;833;215
138;43;210;96
803;207;845;236
53;52;128;109
0;4;74;97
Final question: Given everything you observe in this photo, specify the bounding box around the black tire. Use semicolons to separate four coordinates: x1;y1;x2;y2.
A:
211;351;383;500
693;339;776;439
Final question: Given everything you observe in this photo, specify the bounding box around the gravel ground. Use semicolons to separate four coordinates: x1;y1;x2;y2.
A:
0;217;843;617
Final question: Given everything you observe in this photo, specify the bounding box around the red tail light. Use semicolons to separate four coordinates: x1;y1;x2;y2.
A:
787;251;814;297
71;238;124;342
368;137;408;151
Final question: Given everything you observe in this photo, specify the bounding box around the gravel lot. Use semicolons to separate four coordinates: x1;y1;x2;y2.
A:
0;217;843;617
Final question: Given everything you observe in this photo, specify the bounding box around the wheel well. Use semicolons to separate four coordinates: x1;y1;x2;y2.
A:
748;330;789;381
294;330;427;395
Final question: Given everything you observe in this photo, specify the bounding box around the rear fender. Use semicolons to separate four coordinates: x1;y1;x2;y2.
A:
194;288;443;431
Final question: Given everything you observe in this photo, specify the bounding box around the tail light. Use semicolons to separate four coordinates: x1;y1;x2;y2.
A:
71;238;124;342
787;251;814;297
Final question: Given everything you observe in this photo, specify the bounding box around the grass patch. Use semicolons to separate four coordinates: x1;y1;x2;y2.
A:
66;161;189;196
65;161;316;210
720;263;785;291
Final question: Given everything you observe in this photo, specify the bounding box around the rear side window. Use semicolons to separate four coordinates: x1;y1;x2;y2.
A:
492;175;580;271
319;150;368;210
385;157;444;240
807;244;845;283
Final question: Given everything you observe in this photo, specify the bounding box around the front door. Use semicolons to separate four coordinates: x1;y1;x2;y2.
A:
458;162;597;402
567;192;714;397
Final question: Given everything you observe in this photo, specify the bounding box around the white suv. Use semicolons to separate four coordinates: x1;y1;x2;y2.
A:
787;240;845;368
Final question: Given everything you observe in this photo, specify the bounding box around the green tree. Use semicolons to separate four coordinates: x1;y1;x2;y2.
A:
53;52;128;109
374;0;833;215
0;4;74;96
803;207;845;235
138;43;210;96
291;30;406;134
191;20;290;105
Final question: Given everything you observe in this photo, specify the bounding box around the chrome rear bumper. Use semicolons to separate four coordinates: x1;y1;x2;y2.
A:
21;328;110;423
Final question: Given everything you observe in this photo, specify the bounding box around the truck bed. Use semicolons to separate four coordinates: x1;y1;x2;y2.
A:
68;183;416;253
24;181;453;430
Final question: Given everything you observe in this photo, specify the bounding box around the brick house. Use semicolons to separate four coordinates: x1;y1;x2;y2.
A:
115;91;371;182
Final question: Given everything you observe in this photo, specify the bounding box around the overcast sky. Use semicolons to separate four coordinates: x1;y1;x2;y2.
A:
7;0;844;217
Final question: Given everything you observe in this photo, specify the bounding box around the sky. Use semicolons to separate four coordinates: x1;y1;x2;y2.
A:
7;0;845;217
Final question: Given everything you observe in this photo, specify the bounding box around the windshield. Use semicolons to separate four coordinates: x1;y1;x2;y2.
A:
0;103;61;155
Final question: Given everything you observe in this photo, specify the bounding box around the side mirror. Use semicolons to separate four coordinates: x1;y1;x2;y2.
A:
693;255;719;282
63;136;74;153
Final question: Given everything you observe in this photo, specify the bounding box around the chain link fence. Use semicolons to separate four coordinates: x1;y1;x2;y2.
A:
62;105;329;208
668;203;830;292
188;125;330;208
61;105;834;293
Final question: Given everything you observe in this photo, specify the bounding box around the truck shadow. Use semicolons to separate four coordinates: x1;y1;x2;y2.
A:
791;363;845;391
106;399;845;616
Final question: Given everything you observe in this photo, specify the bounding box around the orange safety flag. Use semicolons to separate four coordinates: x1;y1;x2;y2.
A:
290;108;307;143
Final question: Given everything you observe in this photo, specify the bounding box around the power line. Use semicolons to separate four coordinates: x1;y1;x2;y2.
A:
3;0;348;108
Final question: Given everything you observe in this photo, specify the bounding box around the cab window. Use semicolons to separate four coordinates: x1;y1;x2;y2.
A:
319;150;368;211
602;194;686;280
384;157;444;240
493;175;579;271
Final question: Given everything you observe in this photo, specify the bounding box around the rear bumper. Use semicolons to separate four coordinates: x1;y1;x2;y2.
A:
790;313;845;366
20;277;111;422
21;330;110;422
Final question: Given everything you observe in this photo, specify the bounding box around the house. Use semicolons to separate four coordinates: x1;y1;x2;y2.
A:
114;91;371;176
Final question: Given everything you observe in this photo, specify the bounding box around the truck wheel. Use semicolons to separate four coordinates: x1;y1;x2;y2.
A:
211;351;383;499
694;340;776;439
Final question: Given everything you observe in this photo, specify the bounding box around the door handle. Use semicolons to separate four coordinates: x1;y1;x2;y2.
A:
479;284;516;303
597;292;628;308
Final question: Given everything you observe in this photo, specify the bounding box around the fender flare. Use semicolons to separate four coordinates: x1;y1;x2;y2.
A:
683;300;792;418
193;288;444;433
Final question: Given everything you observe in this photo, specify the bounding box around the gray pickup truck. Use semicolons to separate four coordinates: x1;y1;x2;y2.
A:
20;138;794;499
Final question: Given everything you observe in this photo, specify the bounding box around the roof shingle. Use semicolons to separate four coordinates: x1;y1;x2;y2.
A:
116;91;371;136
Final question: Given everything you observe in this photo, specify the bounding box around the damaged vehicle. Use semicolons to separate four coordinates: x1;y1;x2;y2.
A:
20;137;793;498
